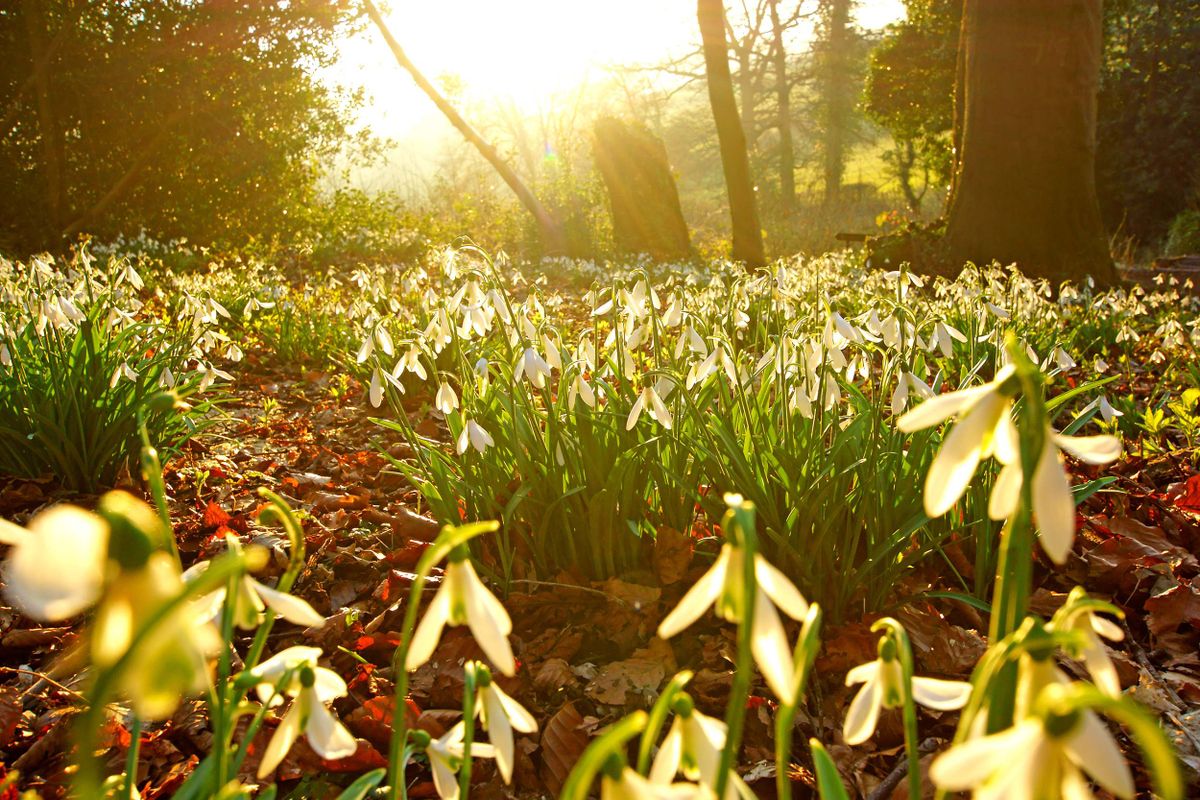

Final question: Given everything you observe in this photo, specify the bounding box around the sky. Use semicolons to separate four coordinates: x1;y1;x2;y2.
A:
329;0;907;143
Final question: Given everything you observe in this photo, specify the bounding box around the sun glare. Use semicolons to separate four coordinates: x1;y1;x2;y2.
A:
335;0;905;138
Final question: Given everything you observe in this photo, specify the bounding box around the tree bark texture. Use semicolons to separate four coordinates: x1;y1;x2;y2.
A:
592;117;691;260
698;0;766;268
943;0;1116;285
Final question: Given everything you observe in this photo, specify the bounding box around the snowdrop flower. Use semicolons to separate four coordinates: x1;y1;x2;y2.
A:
1050;346;1076;371
395;345;428;380
843;640;971;745
196;362;233;392
407;555;515;675
456;419;494;455
602;766;700;800
568;373;595;410
426;722;496;800
475;671;537;783
988;426;1121;563
435;381;459;414
250;646;357;778
929;692;1133;799
1050;593;1125;698
514;346;553;388
0;505;108;620
109;360;139;388
896;365;1018;517
1081;394;1123;424
928;321;968;358
650;698;744;797
890;371;934;416
184;537;324;631
627;385;672;431
92;551;221;720
686;341;738;390
657;539;809;701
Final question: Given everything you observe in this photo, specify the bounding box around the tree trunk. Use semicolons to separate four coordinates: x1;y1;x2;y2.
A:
820;0;852;204
24;0;67;240
943;0;1116;285
592;117;691;260
769;0;795;211
363;0;567;256
698;0;766;268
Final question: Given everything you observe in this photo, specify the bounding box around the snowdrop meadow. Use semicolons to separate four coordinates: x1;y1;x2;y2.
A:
0;241;1196;800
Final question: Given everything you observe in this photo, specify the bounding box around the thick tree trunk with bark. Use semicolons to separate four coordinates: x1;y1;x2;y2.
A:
592;118;691;261
769;0;795;211
698;0;766;268
943;0;1116;286
24;0;67;240
363;0;567;256
820;0;852;204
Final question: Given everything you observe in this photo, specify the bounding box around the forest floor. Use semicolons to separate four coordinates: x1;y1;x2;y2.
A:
3;357;1200;798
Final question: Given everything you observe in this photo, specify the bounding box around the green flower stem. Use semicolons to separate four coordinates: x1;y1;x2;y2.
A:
716;502;758;800
385;522;498;800
775;604;822;800
559;712;648;800
73;552;245;797
212;571;240;788
987;339;1046;731
120;715;142;800
873;619;919;800
458;662;480;800
636;670;693;774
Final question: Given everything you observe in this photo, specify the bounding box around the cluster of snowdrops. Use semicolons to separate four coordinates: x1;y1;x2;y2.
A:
0;245;1196;797
0;347;1186;799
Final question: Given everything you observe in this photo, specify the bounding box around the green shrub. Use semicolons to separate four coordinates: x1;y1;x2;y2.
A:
0;252;223;491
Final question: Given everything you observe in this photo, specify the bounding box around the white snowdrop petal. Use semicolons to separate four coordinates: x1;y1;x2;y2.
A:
1064;712;1135;799
754;556;808;620
1032;438;1077;564
842;675;882;745
1053;433;1122;465
657;546;730;639
910;676;972;710
896;385;987;432
253;581;326;628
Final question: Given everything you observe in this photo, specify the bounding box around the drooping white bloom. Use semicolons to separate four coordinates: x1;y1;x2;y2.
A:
476;677;537;783
110;360;139;388
456;419;494;455
369;368;385;408
568;373;596;410
842;653;971;745
650;706;728;791
890;371;934;416
987;426;1121;563
396;345;428;381
184;538;324;631
435;381;459;414
929;708;1134;799
686;342;738;390
601;767;701;800
0;505;108;620
627;385;673;431
514;346;553;388
426;722;497;800
658;544;809;701
407;556;515;676
896;365;1017;517
250;646;357;778
92;551;221;720
1052;605;1125;698
928;321;968;358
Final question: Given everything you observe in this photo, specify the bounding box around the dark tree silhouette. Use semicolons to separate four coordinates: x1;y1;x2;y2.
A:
698;0;766;267
943;0;1116;285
